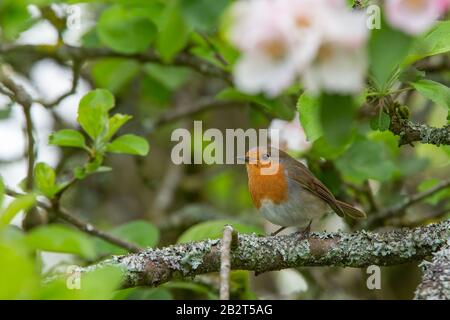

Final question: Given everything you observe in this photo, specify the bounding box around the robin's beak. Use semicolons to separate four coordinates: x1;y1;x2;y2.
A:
236;155;249;164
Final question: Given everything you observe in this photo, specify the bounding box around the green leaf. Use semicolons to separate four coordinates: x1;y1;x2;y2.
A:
143;63;190;90
319;94;356;147
180;0;231;31
0;177;4;208
217;88;294;120
104;114;133;142
77;89;115;140
310;136;351;160
411;80;450;110
0;242;38;299
91;58;140;94
177;220;263;244
297;93;322;142
49;129;87;149
406;21;450;64
34;163;57;198
157;1;190;62
106;134;150;156
97;5;157;54
0;0;32;40
335;135;398;183
0;194;36;227
25;224;96;259
78;266;123;300
369;20;413;90
95;220;159;255
370;111;391;131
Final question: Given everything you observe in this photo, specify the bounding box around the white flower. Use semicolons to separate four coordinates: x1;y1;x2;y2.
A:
303;2;368;93
385;0;449;35
269;112;311;152
229;0;302;96
229;0;369;96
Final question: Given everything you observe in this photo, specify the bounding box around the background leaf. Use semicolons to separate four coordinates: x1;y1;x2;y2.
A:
297;93;322;143
25;224;97;259
411;79;450;110
95;220;159;255
98;5;157;54
177;219;263;243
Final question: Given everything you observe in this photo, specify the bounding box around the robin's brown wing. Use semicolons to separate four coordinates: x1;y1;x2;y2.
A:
286;159;345;217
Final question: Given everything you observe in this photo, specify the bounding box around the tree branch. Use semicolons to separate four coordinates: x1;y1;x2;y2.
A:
415;244;450;300
389;117;450;147
0;44;231;83
366;178;450;228
82;220;450;289
4;187;142;253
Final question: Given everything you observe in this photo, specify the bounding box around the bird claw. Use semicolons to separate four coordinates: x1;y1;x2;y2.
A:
297;220;312;241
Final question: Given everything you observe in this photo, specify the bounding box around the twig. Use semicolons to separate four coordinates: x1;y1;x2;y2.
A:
149;98;238;131
79;220;450;288
56;207;142;253
219;225;233;300
0;67;35;190
0;44;231;83
37;60;82;108
366;179;450;227
5;187;142;253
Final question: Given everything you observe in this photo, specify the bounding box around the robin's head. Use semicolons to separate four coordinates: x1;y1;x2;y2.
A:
242;146;286;176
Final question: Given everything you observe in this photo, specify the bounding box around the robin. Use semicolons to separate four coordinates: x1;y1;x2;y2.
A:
241;146;366;237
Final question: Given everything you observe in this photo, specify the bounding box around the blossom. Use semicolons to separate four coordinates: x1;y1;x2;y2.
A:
228;0;369;96
302;7;368;94
385;0;450;35
229;0;318;96
269;112;311;152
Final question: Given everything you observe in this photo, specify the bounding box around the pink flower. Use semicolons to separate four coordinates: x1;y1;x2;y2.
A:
385;0;449;35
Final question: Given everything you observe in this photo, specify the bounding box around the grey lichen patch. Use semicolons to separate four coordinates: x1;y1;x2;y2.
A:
415;244;450;300
419;124;450;146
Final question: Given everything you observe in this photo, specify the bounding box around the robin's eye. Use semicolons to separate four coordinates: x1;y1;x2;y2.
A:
261;153;270;161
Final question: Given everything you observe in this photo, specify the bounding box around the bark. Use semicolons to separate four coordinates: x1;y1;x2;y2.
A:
415;244;450;300
82;220;450;288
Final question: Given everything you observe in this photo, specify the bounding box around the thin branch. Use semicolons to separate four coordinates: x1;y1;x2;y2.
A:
4;187;142;253
37;60;82;108
0;67;35;189
56;207;142;253
219;225;233;300
366;179;450;227
0;44;231;83
149;98;238;131
80;220;450;288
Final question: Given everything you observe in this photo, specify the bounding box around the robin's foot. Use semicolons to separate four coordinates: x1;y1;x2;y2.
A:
298;220;312;240
271;226;286;236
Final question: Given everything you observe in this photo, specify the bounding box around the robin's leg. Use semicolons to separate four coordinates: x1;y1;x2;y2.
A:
298;220;312;240
271;226;286;236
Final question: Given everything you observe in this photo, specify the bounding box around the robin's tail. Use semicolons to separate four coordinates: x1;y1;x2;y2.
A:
336;200;366;219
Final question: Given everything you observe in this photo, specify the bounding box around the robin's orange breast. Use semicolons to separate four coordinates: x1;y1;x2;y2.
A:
246;163;288;209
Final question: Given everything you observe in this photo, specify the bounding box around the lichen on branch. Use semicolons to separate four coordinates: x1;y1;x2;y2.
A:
83;220;450;288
